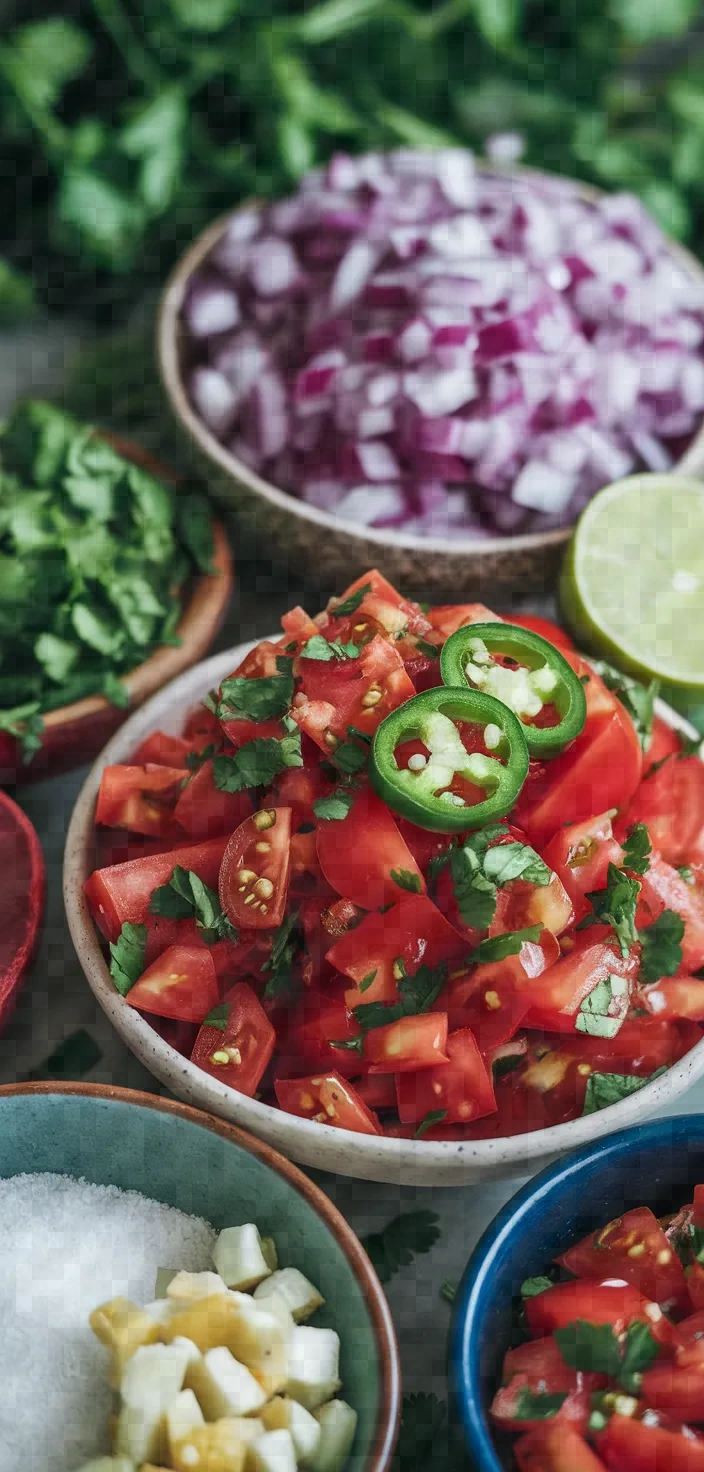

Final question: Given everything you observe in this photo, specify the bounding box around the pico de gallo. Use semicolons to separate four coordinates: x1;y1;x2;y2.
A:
84;569;704;1142
491;1187;704;1471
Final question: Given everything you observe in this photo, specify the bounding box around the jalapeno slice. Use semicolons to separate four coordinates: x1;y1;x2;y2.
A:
369;687;529;833
439;622;587;758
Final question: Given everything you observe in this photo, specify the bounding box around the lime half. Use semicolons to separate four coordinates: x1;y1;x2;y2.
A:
560;473;704;695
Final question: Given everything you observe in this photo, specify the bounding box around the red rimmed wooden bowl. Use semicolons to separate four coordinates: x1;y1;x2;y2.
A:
0;434;233;784
0;789;44;1030
0;1081;401;1472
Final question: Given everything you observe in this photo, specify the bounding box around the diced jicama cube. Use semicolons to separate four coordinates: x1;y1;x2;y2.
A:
309;1402;358;1472
171;1419;251;1472
187;1346;268;1418
89;1298;160;1382
74;1460;137;1471
116;1340;199;1463
166;1389;205;1455
254;1269;324;1324
214;1225;274;1291
248;1429;297;1472
262;1396;321;1464
285;1328;341;1410
167;1270;229;1302
163;1294;288;1394
261;1238;279;1273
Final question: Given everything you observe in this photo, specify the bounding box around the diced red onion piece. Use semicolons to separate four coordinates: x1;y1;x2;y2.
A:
398;318;433;362
486;132;525;165
404;364;477;416
346;440;401;481
189;367;238;437
512;461;576;514
250;238;299;297
185;281;240;339
630;430;672;471
330;239;382;313
336;484;407;526
357;407;395;439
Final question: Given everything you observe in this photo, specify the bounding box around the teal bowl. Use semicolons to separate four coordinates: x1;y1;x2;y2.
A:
0;1082;400;1472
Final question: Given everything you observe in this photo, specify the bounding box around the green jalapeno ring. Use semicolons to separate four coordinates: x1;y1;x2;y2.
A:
369;686;530;834
439;621;587;758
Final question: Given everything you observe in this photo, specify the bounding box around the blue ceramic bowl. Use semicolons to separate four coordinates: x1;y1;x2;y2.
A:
0;1082;400;1472
450;1114;704;1472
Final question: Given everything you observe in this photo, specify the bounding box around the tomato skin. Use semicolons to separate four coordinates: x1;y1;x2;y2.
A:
85;834;231;942
645;716;682;773
515;1424;608;1472
270;763;326;826
126;944;219;1022
316;786;425;912
639;856;704;974
491;1371;592;1434
643;976;704;1022
183;704;223;750
174;759;253;839
280;604;319;645
294;634;416;752
542;813;625;923
395;820;451;875
506;614;576;652
354;1073;397;1111
396;1027;496;1125
364;1012;449;1073
521;941;638;1035
221;715;284;749
526;1280;672;1342
596;1413;704;1472
219;809;292;930
96;764;184;837
427;602;501;641
441;930;560;1050
619;756;704;867
640;1365;704;1423
277;980;362;1080
191;982;275;1096
132;731;192;768
326;893;465;1008
674;1310;704;1368
557;1205;687;1309
274;1072;382;1135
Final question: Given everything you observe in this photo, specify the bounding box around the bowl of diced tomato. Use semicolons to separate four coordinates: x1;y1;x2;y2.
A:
451;1114;704;1472
64;568;704;1186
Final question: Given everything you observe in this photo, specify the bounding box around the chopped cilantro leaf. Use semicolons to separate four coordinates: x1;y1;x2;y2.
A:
622;822;652;875
213;733;302;792
582;1066;667;1115
575;974;629;1039
468;925;542;964
347;724;372;745
330;582;372;618
359;970;378;993
0;702;45;763
513;1389;567;1421
262;909;302;1000
521;1276;554;1298
415;638;441;659
678;865;696;885
332;739;368;776
185;742;216;772
353;961;449;1033
554;1320;621;1378
440;1279;456;1304
483;841;552;887
149;865;237;944
638;908;684;983
591;660;659;752
313;786;356;821
300;634;359;661
109;921;147;996
361;1209;441;1284
216;670;294;723
414;1109;447;1138
578;862;640;957
391;868;422;894
23;1028;102;1083
203;1002;230;1031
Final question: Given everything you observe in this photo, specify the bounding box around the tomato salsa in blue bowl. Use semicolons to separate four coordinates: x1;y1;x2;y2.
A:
450;1115;704;1471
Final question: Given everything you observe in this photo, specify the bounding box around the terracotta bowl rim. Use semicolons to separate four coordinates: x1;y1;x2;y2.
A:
157;164;704;562
0;1079;401;1472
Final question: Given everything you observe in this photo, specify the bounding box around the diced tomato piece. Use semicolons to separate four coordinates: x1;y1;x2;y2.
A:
316;786;425;912
515;1424;607;1472
280;604;319;645
219;808;291;930
191;982;275;1096
277;979;361;1080
270;762;326;826
506;614;576;652
521;941;638;1035
96;764;184;837
586;1016;698;1074
182;703;223;750
675;1310;704;1368
543;813;625;923
557;1205;687;1308
274;1073;382;1135
84;834;230;942
294;634;416;752
396;820;452;876
403;653;443;693
174;759;253;839
515;657;642;848
645;716;683;774
132;731;192;768
396;1027;496;1125
619;756;704;867
327;892;464;1008
228;640;282;680
221;715;284;749
689;1264;704;1312
355;1073;398;1111
640;1364;704;1423
364;1012;449;1073
643;976;704;1022
491;1370;592;1434
596;1412;704;1472
332;568;406;612
527;1279;671;1342
427;603;501;641
639;855;704;974
126;944;219;1023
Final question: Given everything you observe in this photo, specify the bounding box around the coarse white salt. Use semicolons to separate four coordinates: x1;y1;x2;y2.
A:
0;1172;216;1472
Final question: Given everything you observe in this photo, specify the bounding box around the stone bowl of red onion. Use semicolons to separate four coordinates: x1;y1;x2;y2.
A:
158;150;704;596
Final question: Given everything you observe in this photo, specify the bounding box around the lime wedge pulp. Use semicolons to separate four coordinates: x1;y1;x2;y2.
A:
560;473;704;695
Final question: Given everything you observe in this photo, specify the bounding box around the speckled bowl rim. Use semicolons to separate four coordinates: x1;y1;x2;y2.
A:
0;1079;400;1472
63;635;704;1186
157;168;704;562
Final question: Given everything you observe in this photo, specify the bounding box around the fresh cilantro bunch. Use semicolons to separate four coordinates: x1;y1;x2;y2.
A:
3;1;704;322
0;400;213;760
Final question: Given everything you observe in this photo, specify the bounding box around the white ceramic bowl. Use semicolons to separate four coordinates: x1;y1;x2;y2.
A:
64;640;704;1187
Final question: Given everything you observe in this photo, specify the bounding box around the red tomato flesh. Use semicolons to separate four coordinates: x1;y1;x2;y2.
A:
557;1205;687;1308
219;808;292;930
127;944;219;1023
596;1413;704;1472
191;982;275;1096
96;764;184;837
364;1012;449;1073
396;1026;496;1125
274;1073;381;1135
515;1424;608;1472
316;786;424;912
85;834;230;942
